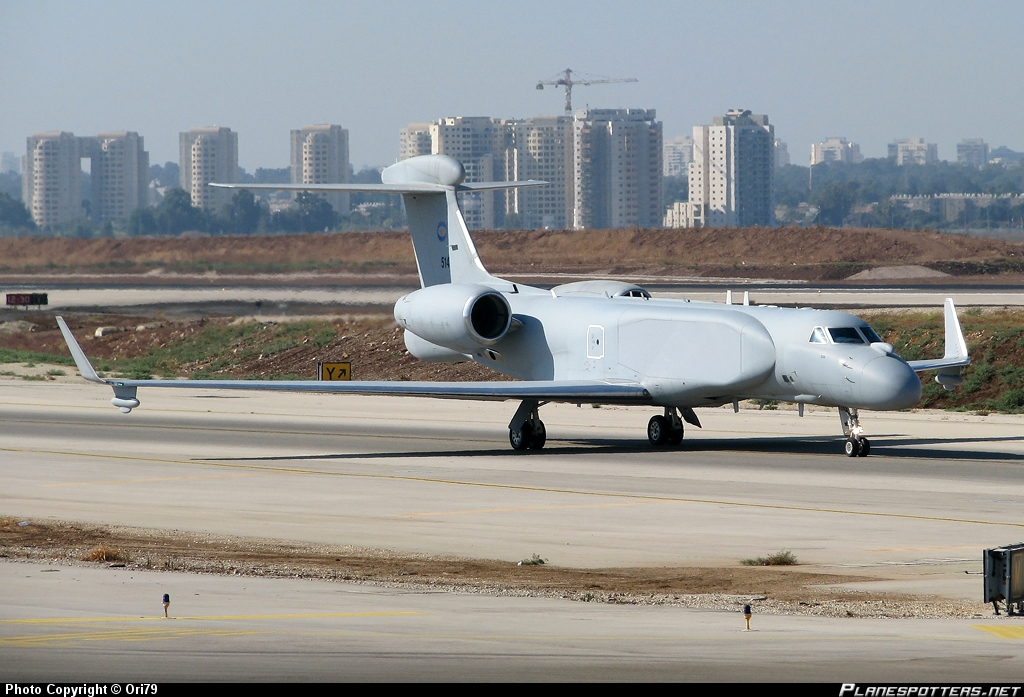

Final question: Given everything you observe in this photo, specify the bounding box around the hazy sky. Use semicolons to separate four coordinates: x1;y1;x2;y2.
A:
2;1;1021;172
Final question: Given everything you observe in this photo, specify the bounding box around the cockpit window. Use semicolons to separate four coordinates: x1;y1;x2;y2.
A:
860;325;883;344
828;327;866;344
809;327;827;343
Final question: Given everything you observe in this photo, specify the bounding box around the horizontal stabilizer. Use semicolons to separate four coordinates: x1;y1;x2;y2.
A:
210;180;547;194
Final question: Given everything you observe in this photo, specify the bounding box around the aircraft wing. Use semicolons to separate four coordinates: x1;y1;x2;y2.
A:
905;298;971;373
56;318;650;409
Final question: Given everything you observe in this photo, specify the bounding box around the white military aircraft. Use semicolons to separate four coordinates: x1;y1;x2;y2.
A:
56;154;970;457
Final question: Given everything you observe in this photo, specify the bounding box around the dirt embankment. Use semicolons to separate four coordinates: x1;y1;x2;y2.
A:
2;227;1022;282
0;517;986;618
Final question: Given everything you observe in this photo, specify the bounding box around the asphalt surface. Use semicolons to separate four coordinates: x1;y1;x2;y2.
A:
2;382;1024;680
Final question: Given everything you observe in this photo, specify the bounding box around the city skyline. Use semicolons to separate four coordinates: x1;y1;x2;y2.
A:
3;1;1023;171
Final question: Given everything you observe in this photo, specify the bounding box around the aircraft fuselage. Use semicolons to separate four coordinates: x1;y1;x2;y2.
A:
402;283;922;412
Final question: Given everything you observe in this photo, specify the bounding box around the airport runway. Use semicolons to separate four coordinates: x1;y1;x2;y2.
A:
4;283;1024;315
3;381;1024;680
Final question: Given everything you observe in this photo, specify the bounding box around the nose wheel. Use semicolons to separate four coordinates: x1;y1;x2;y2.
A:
839;406;871;457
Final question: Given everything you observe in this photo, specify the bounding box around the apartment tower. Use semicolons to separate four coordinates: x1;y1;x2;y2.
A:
179;127;238;211
290;124;350;214
572;108;662;229
688;109;774;227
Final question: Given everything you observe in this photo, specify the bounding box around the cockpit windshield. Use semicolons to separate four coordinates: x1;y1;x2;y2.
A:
859;325;883;344
828;327;866;344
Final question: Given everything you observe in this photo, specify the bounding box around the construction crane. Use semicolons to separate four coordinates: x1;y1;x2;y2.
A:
535;68;639;116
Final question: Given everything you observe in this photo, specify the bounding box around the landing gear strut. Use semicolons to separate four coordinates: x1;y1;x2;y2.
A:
509;400;546;451
839;406;870;457
648;407;684;447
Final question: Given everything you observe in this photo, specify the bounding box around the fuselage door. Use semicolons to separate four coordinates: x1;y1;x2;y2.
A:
587;325;605;359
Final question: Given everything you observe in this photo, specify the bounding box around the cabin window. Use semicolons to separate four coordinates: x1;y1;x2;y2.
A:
828;327;866;344
809;327;827;343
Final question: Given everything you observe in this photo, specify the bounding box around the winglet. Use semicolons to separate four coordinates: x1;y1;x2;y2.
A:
56;317;105;384
944;298;968;361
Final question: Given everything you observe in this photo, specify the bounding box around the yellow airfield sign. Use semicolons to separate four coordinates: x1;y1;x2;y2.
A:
317;362;351;381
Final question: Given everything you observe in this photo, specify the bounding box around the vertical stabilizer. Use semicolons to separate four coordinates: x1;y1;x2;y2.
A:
402;192;453;287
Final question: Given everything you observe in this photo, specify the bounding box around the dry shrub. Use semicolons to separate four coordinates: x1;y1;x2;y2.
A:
82;544;126;563
741;550;798;566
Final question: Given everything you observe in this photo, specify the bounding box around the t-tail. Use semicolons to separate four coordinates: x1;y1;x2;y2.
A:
211;154;546;288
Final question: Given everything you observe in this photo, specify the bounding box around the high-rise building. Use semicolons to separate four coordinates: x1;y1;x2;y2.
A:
429;117;509;229
179;127;238;211
957;138;989;168
687;110;774;228
572;108;662;229
504;116;571;229
811;137;864;165
888;138;938;166
290;124;350;214
22;132;83;227
399;123;433;161
400;109;662;230
774;140;790;169
22;131;150;227
663;136;693;177
1;152;19;175
85;132;150;222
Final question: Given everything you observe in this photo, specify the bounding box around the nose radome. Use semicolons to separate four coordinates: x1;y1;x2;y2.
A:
860;356;922;410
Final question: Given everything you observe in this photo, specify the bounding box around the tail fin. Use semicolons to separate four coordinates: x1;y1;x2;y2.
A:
383;155;544;287
213;154;545;288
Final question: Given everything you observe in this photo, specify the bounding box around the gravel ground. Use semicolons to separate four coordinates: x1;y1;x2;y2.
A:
0;517;993;620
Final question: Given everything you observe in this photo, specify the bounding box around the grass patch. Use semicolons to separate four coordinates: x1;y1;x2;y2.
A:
741;550;798;566
518;554;546;566
81;544;127;563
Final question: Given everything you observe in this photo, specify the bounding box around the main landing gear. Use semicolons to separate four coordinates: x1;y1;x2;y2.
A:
509;400;546;450
839;406;870;457
648;407;685;448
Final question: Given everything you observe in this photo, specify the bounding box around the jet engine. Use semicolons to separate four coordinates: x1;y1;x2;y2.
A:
394;284;512;353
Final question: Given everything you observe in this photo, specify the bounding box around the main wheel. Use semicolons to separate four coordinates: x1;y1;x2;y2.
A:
527;420;546;449
668;421;684;446
510;423;533;450
844;438;859;457
648;415;669;446
857;437;870;457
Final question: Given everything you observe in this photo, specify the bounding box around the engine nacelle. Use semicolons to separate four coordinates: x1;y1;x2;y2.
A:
404;330;470;363
394;284;512;353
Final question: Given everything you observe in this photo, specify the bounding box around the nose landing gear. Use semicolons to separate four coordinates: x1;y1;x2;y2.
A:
839;406;871;457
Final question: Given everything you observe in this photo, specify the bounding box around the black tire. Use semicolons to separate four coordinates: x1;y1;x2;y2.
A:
648;415;669;446
527;421;546;449
668;421;684;446
844;438;859;457
857;437;870;457
510;423;533;450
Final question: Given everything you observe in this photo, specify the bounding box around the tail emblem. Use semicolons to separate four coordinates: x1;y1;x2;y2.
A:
437;221;448;241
